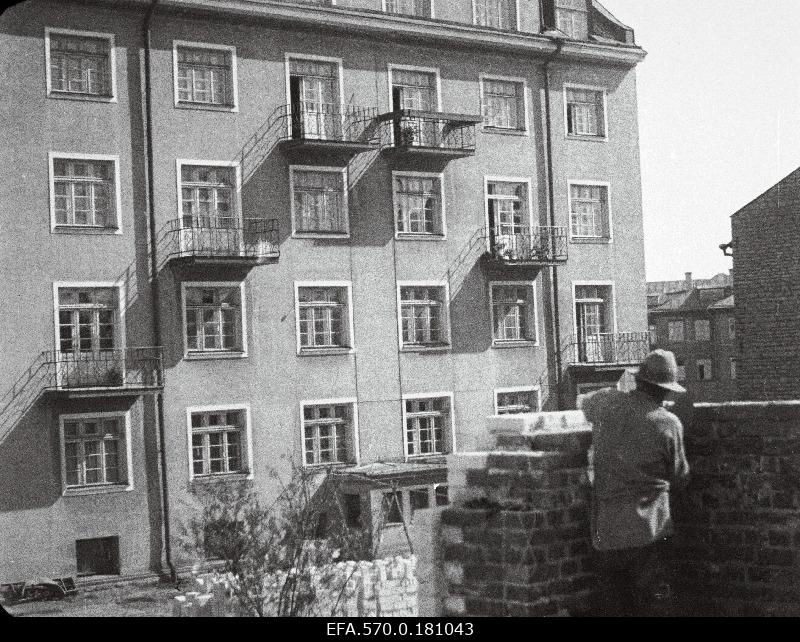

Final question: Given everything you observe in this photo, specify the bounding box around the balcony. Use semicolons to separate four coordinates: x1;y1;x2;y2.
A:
278;104;380;161
562;333;651;368
376;110;481;159
161;217;280;268
485;226;568;267
44;347;163;398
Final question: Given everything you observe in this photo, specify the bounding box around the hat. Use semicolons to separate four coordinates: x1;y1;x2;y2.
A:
633;349;686;393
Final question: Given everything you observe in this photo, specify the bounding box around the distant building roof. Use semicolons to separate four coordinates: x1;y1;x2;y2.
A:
649;286;733;314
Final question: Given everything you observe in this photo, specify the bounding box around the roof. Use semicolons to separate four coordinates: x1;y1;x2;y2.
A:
709;295;734;310
334;460;447;481
649;286;733;314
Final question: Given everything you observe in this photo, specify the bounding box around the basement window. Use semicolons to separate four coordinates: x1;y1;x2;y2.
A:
76;536;120;576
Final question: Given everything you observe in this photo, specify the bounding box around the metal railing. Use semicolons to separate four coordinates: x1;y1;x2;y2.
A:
487;226;568;264
376;110;478;153
45;347;163;390
161;217;280;263
279;104;379;146
562;332;651;366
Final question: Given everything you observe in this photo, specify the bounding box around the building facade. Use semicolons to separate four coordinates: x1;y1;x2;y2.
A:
0;0;647;587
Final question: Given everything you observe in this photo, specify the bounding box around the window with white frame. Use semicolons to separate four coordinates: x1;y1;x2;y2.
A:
487;181;529;247
291;167;347;235
404;396;451;457
61;415;127;489
52;157;117;229
730;358;737;380
297;285;351;352
555;0;589;40
697;359;713;381
394;173;444;237
288;57;341;140
490;283;537;344
47;30;114;98
302;401;356;466
728;317;736;340
569;183;609;239
496;388;540;415
180;164;237;228
399;285;449;348
385;0;431;18
574;284;614;363
190;408;248;477
175;43;236;108
474;0;517;29
482;78;525;131
566;87;606;138
694;319;711;342
58;287;118;355
184;285;244;354
667;320;684;342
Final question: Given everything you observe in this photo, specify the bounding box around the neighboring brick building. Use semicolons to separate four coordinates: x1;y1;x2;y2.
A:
729;167;800;400
0;0;648;585
647;273;737;402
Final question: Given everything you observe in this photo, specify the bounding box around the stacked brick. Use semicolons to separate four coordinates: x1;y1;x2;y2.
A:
173;555;418;617
440;427;595;617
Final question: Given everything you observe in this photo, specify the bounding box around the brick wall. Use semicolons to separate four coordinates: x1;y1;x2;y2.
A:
439;402;800;617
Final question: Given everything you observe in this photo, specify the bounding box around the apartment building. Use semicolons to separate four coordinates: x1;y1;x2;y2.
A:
647;274;736;403
0;0;647;585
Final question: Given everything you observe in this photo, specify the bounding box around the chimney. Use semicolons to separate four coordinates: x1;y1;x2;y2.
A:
684;272;693;291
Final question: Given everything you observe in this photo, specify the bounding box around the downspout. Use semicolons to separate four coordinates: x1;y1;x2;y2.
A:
542;37;565;409
143;0;176;583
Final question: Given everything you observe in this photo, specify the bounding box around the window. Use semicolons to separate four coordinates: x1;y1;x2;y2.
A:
694;319;711;342
50;154;121;232
697;359;713;381
676;359;686;382
393;172;444;237
434;484;449;506
60;414;130;492
481;77;526;131
555;0;589;40
179;163;238;228
410;488;430;512
384;491;404;525
342;494;362;528
291;167;348;236
46;29;115;99
174;42;237;110
295;284;353;353
183;283;245;356
496;388;541;414
390;67;440;147
569;183;610;239
730;358;737;381
189;407;250;478
573;284;615;364
668;321;685;342
57;286;118;355
404;395;452;457
490;283;538;344
728;318;736;340
301;401;357;466
565;86;606;138
385;0;431;18
287;56;342;140
474;0;517;29
398;284;450;349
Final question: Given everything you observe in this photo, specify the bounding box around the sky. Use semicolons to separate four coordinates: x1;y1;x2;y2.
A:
599;0;800;281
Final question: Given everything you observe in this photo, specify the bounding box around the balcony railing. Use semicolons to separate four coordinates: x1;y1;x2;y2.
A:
161;217;280;265
486;226;568;266
562;332;651;367
376;110;481;157
278;104;380;156
45;347;163;393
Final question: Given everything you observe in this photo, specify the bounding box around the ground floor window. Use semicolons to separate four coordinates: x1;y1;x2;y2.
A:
189;407;250;478
495;388;541;414
60;413;129;491
403;395;452;457
301;400;357;466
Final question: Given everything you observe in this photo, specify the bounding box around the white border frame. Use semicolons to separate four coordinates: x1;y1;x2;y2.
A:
59;410;133;496
483;175;534;253
478;73;529;135
382;0;436;19
566;179;613;243
48;152;123;234
172;39;239;112
387;63;442;114
289;165;350;239
181;281;249;359
571;280;618;340
392;170;447;241
401;391;456;460
396;280;452;352
284;53;346;139
185;403;254;482
471;0;521;30
493;386;542;415
293;281;356;356
299;397;360;468
488;280;540;347
175;159;243;225
563;83;609;142
44;27;117;103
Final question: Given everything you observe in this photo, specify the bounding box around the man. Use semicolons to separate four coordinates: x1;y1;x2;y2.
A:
580;349;690;617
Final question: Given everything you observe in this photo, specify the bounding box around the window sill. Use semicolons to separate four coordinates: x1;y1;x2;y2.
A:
565;134;608;143
492;340;538;349
395;233;446;242
298;347;354;357
52;225;122;236
292;232;350;240
483;127;529;137
302;461;354;471
47;91;117;104
175;101;238;113
570;237;612;245
185;351;248;361
191;472;253;484
401;344;451;354
406;454;448;463
63;483;132;497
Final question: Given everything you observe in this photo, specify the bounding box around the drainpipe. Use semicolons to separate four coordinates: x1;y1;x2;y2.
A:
542;37;565;409
143;0;176;584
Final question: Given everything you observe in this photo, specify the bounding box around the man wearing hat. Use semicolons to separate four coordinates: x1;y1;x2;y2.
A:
580;349;690;617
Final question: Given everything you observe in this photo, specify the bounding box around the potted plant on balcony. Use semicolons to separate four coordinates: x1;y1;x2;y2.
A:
398;124;416;146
